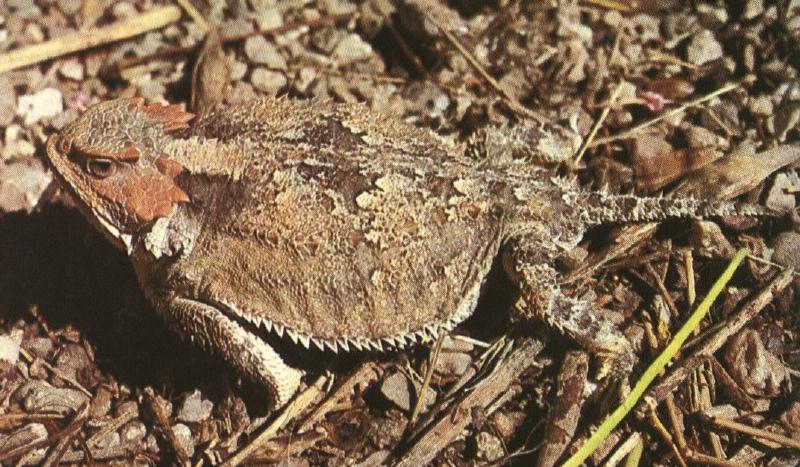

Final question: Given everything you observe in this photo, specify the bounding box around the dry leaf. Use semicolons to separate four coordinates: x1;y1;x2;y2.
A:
645;78;695;101
630;134;717;193
669;144;800;200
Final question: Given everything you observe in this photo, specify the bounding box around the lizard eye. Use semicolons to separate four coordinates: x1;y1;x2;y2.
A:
86;158;117;178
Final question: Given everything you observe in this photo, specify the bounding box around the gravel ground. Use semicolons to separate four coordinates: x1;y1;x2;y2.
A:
0;0;798;465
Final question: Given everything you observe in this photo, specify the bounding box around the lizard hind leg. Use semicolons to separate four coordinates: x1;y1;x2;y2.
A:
508;235;636;379
158;295;303;408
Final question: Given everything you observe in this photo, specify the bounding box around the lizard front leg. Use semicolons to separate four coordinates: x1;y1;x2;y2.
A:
507;233;635;378
154;294;303;408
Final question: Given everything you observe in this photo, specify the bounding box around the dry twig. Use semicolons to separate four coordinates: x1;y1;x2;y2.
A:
143;387;191;467
396;338;545;466
222;373;328;467
0;6;181;75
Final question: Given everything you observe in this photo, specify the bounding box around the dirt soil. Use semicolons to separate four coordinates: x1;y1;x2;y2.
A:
0;0;798;465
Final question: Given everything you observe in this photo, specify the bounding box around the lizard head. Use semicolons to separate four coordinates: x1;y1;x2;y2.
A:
45;98;193;250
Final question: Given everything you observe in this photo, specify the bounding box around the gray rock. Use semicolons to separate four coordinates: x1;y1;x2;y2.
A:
16;88;63;125
23;337;53;360
765;173;799;213
16;380;89;416
229;60;248;81
686;30;723;66
137;79;167;103
171;423;195;458
748;95;774;116
435;352;473;377
220;18;255;38
0;423;47;452
379;372;435;412
227;81;258;105
54;343;91;383
696;4;728;28
23;23;45;43
59;60;84;81
772;231;800;269
89;386;112;418
0;158;52;213
0;76;16;127
114;400;139;418
94;431;121;449
176;389;214;423
57;0;82;16
474;431;504;462
293;67;317;95
322;0;357;15
251;68;287;95
441;335;474;353
111;2;137;19
255;9;283;30
742;0;764;20
332;33;374;64
244;36;287;70
120;421;147;443
0;329;22;366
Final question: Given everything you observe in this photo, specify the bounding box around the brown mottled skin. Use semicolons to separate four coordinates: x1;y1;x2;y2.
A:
45;97;769;407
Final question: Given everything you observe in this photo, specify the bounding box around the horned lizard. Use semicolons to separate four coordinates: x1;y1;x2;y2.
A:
44;97;768;407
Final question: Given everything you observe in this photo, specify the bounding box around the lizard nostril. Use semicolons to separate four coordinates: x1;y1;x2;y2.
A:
57;136;72;155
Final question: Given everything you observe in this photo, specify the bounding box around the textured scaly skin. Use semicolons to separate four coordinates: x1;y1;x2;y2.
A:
45;97;772;407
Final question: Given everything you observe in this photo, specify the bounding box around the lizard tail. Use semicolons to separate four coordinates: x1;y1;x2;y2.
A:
579;191;780;226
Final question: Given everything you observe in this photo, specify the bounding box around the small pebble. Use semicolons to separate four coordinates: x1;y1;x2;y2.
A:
772;231;800;269
176;389;214;423
54;343;91;383
17;88;63;125
244;36;287;70
0;158;52;213
111;2;137;19
89;386;112;418
57;0;82;16
120;421;147;443
16;380;89;416
293;67;317;95
229;60;248;81
742;0;764;20
0;423;47;452
686;30;723;66
748;95;774;116
250;68;287;95
93;431;120;449
435;352;473;377
379;372;435;412
255;9;282;30
765;173;799;213
332;33;374;64
115;400;139;418
22;337;53;360
171;423;195;457
59;60;84;81
322;0;358;15
0;329;22;367
474;431;504;462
